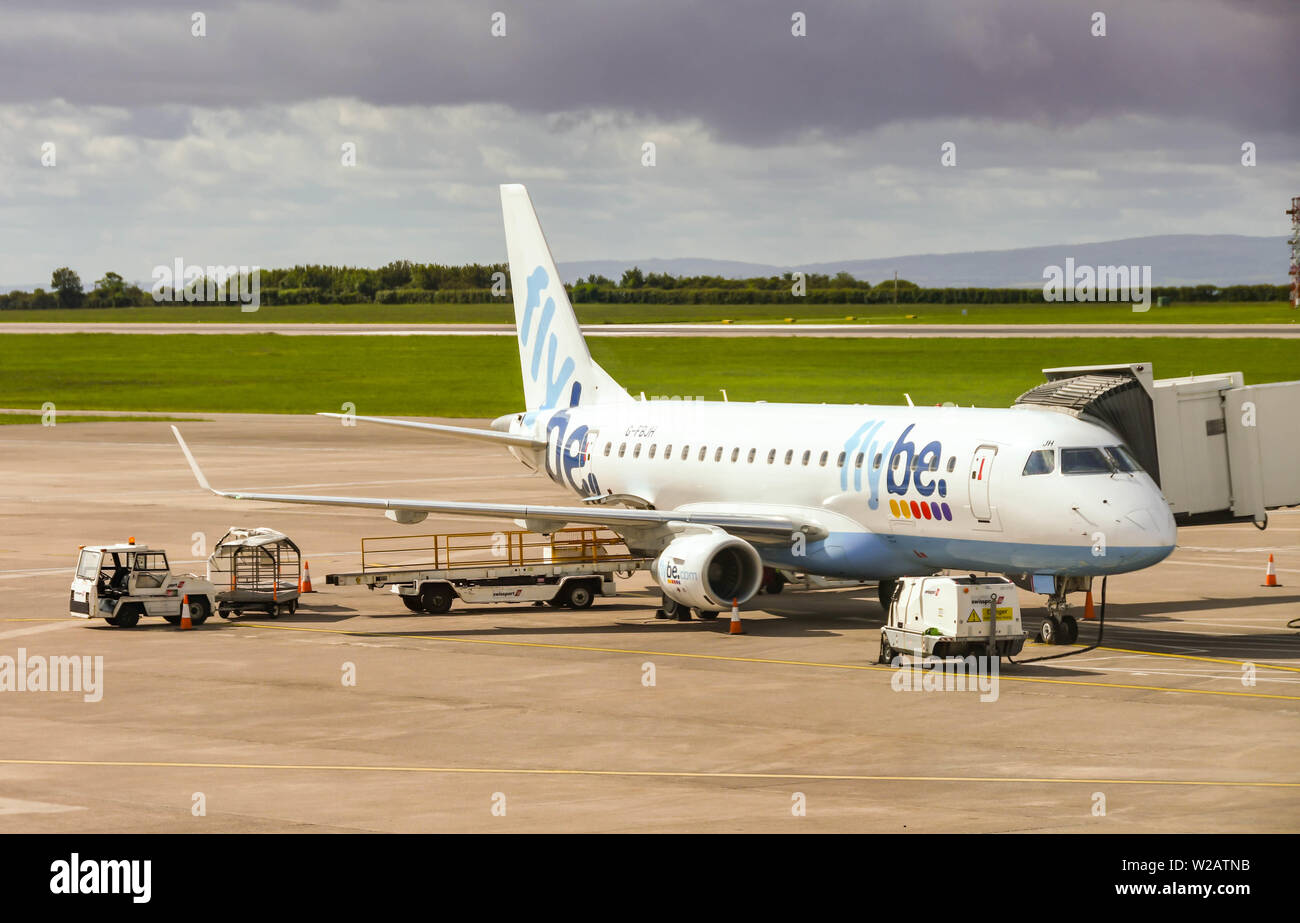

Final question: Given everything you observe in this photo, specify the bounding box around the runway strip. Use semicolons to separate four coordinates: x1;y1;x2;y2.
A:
1;758;1294;788
3;322;1297;338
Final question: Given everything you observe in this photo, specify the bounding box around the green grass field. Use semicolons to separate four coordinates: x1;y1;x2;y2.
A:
0;301;1295;326
1;334;1296;418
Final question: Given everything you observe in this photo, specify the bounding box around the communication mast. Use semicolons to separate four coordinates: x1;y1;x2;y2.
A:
1288;195;1300;308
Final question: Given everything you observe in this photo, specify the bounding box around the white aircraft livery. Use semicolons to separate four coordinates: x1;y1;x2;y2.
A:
173;184;1177;632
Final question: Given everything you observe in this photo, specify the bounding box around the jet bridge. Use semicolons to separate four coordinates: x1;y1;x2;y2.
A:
1014;362;1300;528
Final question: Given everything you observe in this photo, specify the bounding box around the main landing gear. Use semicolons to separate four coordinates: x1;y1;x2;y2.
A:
1038;593;1079;645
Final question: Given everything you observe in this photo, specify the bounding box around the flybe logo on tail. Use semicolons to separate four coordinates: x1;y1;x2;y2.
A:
519;266;581;410
544;409;600;496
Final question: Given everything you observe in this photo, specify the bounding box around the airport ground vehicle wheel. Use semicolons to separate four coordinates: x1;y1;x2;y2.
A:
565;582;595;610
877;578;897;610
878;635;893;664
1060;615;1079;644
1038;617;1058;645
109;605;142;628
401;596;424;613
695;609;719;621
274;601;296;618
187;597;211;625
419;583;454;614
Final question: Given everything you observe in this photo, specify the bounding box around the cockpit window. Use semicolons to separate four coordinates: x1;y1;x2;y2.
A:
1022;449;1055;475
1103;445;1140;472
1060;447;1112;474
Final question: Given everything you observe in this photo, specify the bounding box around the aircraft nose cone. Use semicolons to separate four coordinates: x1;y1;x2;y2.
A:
1126;508;1157;532
1126;502;1177;561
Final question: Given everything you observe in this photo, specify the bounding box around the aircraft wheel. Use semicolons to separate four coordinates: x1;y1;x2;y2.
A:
1060;615;1079;644
695;609;719;621
1038;617;1059;645
658;595;687;620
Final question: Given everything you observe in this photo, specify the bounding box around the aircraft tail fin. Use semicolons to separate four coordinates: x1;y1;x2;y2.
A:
500;184;629;411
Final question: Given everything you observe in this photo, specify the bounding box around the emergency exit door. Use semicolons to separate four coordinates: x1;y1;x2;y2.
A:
969;445;997;521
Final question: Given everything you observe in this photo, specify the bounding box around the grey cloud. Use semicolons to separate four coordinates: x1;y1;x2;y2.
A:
2;0;1295;143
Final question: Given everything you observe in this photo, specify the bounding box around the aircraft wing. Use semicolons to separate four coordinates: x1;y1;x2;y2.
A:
172;427;817;539
316;413;545;450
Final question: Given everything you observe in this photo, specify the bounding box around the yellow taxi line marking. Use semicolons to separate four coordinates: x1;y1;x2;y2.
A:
1;758;1295;788
230;623;1300;701
1095;645;1300;673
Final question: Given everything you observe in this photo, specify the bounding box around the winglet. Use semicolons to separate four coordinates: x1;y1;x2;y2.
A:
171;425;215;494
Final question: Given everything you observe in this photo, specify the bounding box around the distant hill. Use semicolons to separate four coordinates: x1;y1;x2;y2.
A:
560;235;1287;287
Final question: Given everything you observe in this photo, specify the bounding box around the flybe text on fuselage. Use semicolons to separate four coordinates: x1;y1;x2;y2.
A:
527;399;1177;579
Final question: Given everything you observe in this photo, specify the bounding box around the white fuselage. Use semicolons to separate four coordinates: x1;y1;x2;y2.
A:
512;399;1177;580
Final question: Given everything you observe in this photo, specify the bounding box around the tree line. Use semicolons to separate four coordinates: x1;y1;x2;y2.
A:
0;262;1290;310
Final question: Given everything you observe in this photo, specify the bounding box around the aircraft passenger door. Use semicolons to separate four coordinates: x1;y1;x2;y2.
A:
968;445;997;522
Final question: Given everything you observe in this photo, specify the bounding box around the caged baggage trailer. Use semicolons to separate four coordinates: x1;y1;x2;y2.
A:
207;527;302;619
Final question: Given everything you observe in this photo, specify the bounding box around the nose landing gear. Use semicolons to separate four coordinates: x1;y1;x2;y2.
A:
1039;594;1079;645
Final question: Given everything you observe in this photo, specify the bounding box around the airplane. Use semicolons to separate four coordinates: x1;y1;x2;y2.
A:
172;183;1177;644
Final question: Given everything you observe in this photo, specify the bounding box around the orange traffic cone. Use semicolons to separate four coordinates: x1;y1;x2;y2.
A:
728;598;744;635
300;560;315;593
1263;554;1281;587
1083;590;1096;620
179;594;193;630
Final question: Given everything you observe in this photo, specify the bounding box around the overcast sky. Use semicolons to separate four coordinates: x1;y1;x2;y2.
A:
1;0;1296;286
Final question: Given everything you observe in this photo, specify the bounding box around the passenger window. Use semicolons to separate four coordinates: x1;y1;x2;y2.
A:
946;456;956;473
892;455;901;470
648;444;657;459
820;451;829;467
909;457;919;470
618;442;627;458
633;443;642;459
786;450;795;465
715;447;723;462
731;448;739;462
681;445;689;460
836;451;846;467
747;448;756;463
854;452;864;469
1061;447;1111;474
700;447;708;461
1022;449;1055;476
767;449;776;464
603;442;611;456
873;453;882;469
801;450;810;466
663;444;672;459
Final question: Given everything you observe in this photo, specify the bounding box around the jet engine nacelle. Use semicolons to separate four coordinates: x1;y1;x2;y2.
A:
654;532;763;611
